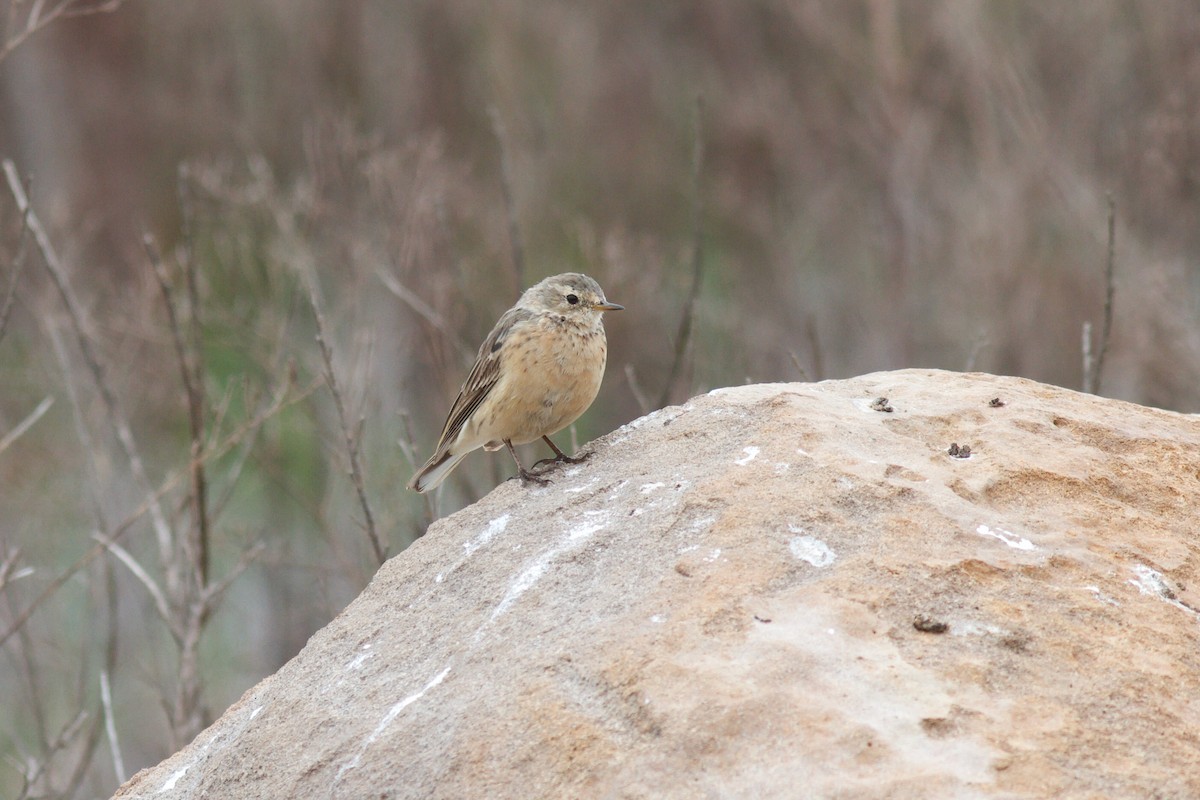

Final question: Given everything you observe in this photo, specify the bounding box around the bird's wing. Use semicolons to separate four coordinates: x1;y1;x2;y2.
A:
433;306;535;451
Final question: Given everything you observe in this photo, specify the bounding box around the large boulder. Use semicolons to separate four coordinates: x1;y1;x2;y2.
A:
115;370;1200;799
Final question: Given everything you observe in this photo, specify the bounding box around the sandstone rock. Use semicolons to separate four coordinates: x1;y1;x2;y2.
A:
114;369;1200;799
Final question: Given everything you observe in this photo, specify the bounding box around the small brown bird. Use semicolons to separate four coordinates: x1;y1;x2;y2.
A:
408;273;623;493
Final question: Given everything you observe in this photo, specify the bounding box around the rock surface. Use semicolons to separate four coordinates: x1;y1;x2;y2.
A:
115;370;1200;799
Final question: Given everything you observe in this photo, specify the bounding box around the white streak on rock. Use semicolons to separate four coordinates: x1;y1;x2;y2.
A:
490;518;610;622
1129;564;1194;615
788;529;836;567
335;666;452;784
465;514;510;557
975;524;1035;551
158;766;189;793
1083;586;1120;606
735;446;759;466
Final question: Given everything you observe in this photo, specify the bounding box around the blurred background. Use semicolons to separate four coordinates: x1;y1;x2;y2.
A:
2;1;1199;796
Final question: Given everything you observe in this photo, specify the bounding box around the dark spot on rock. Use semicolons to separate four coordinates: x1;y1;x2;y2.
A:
1000;633;1031;653
913;615;949;634
920;717;956;738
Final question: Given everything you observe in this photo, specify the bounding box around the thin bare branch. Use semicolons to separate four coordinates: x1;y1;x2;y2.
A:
0;546;31;592
623;363;651;416
207;382;259;520
1081;320;1094;392
0;395;53;456
45;311;122;795
786;351;810;382
208;348;295;522
0;172;31;344
397;409;436;530
304;275;387;565
804;316;824;382
488;105;525;293
202;540;265;609
1093;193;1117;394
659;94;706;408
375;267;473;361
0;376;321;648
13;709;89;800
177;169;212;584
145;233;211;586
0;0;126;65
144;234;200;423
209;303;298;523
93;533;175;635
99;670;125;784
65;549;120;798
3;159;178;584
1;565;49;755
1082;194;1118;394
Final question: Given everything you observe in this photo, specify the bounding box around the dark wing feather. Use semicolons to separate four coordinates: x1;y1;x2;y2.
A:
433;306;534;450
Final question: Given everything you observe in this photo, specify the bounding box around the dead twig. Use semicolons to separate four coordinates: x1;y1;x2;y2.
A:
805;316;824;382
1095;194;1117;393
45;320;112;532
145;233;211;586
397;409;437;531
375;267;473;361
0;171;31;344
0;546;31;593
304;276;387;565
659;94;705;409
489;106;526;294
1081;321;1093;391
0;395;53;456
99;670;125;784
43;311;123;795
94;535;172;631
0;0;126;65
786;351;810;382
1082;194;1116;395
202;539;265;607
173;167;210;566
624;363;651;416
13;709;89;800
0;376;321;649
3;159;179;595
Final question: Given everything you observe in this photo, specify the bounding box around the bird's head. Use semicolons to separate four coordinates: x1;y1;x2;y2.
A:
523;273;623;317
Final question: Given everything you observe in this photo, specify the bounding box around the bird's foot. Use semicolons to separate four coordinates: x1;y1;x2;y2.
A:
532;450;592;471
517;467;553;487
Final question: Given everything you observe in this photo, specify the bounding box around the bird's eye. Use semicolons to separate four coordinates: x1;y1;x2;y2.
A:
566;294;579;305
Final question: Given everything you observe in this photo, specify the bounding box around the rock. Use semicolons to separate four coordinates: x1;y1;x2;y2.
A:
113;369;1200;800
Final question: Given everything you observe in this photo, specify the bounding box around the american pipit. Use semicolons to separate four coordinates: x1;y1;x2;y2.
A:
408;273;623;493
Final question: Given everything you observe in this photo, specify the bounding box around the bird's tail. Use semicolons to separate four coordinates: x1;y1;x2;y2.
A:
408;448;470;493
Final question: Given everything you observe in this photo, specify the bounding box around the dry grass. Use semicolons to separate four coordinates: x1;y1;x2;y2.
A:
2;1;1200;795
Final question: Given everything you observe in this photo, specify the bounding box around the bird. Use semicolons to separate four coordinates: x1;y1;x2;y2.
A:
408;273;623;493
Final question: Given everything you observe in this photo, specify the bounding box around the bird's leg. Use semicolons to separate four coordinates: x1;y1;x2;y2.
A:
532;435;592;470
505;439;551;486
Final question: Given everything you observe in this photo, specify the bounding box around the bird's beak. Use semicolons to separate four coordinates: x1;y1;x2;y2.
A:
594;301;624;312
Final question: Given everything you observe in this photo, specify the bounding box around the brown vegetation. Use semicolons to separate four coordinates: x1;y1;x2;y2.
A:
1;2;1199;797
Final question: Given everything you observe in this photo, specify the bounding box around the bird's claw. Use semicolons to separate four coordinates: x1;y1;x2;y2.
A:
532;450;592;471
517;468;552;487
